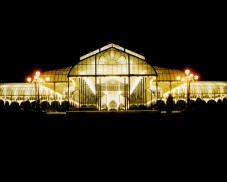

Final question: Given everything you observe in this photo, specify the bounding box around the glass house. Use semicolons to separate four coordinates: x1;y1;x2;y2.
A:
0;43;226;110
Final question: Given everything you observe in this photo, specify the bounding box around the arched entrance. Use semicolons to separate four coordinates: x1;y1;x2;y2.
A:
109;100;117;110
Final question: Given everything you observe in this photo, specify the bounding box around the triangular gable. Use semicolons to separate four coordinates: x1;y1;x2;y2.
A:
79;43;145;61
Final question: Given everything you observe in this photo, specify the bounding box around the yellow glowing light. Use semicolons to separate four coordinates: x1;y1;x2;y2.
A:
45;77;50;82
189;73;194;78
185;69;190;75
176;76;181;80
36;71;40;77
194;75;199;80
27;77;32;82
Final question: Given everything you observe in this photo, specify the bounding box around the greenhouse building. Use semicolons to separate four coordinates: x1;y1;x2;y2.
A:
0;43;227;111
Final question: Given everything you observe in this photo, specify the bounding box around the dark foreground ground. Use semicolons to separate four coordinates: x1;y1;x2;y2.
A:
1;110;226;173
1;110;226;131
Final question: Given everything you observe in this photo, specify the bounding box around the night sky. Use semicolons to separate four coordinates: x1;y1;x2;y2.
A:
1;2;226;83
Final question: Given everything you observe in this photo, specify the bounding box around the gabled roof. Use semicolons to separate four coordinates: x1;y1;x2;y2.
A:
79;43;145;61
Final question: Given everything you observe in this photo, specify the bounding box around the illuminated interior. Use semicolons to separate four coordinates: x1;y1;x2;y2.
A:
0;43;227;110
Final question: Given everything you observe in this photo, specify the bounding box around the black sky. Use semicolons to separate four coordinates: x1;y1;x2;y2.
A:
1;2;226;83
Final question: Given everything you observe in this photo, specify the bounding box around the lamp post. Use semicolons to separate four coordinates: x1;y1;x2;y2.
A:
177;69;199;110
27;71;41;102
34;71;41;103
27;71;49;111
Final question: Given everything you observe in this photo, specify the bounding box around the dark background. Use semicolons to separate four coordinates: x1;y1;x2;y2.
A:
1;2;226;83
0;3;226;166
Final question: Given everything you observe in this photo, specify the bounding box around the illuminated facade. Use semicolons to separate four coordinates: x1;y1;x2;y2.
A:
0;43;227;110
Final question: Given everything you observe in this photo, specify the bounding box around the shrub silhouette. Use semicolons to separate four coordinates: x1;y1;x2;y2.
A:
189;100;195;110
80;105;98;111
156;100;165;111
41;101;50;112
138;105;147;110
61;101;70;112
51;101;60;111
0;99;4;112
176;100;186;111
10;101;20;112
207;99;217;111
223;98;227;110
89;105;98;110
195;98;202;111
20;101;25;109
5;101;10;112
129;104;138;110
217;99;223;111
21;100;32;112
31;101;37;111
